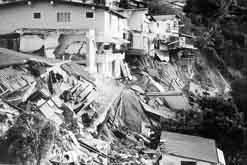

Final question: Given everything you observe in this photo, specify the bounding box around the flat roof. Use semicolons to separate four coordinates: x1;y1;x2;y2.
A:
161;131;219;164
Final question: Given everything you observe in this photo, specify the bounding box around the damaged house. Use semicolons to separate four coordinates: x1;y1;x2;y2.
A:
119;0;147;9
0;47;166;165
0;47;123;164
0;0;128;78
119;8;155;56
153;14;180;51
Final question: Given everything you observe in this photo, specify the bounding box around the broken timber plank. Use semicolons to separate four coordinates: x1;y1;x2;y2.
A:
144;91;183;96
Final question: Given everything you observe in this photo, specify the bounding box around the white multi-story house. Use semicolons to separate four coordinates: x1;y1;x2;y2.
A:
153;15;179;41
153;14;197;51
0;0;128;77
119;8;154;56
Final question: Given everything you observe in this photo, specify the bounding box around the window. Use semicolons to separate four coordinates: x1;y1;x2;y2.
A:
143;37;148;49
103;44;111;50
33;12;41;19
117;18;120;32
167;23;171;32
86;12;94;18
181;161;196;165
123;33;126;39
57;12;71;22
174;21;178;29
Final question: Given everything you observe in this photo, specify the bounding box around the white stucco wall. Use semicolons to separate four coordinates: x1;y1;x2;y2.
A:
121;9;151;50
127;10;148;32
104;12;122;38
160;155;213;165
132;33;149;50
149;21;159;34
87;29;97;73
105;0;120;8
107;13;127;41
157;19;179;38
0;1;106;34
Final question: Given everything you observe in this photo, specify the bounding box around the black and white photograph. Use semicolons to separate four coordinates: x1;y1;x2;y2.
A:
0;0;246;164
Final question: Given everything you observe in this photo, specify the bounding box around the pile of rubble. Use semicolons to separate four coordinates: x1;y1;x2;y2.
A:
0;48;232;164
0;50;163;164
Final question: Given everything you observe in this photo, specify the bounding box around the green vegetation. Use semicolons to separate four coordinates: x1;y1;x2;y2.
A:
4;112;56;165
162;96;247;165
184;0;247;79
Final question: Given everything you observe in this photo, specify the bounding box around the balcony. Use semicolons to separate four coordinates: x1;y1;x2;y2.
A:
96;52;124;63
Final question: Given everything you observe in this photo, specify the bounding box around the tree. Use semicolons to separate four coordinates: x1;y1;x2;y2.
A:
184;0;247;80
5;112;56;165
145;0;184;16
231;79;247;114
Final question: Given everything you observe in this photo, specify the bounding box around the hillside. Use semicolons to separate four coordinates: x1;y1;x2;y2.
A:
145;0;185;16
183;0;247;115
144;0;247;164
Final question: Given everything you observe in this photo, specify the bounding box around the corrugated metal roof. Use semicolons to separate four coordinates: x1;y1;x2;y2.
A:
161;131;219;163
140;101;176;119
164;95;191;110
0;67;35;93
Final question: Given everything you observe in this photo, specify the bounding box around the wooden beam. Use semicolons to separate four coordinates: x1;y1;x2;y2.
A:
144;91;183;96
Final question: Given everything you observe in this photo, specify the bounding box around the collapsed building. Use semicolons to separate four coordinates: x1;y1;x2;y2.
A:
0;44;229;164
0;0;130;78
0;48;161;164
0;1;231;165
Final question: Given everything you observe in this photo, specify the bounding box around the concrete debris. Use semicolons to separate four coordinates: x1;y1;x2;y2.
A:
120;61;132;80
0;100;19;136
0;53;161;165
55;34;89;61
0;48;229;165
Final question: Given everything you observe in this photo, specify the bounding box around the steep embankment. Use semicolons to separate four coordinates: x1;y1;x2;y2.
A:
126;51;230;101
183;0;247;116
125;53;245;165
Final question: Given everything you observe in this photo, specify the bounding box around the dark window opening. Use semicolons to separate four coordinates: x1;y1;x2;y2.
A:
33;12;41;19
103;44;111;50
181;161;196;165
123;33;126;39
57;12;71;22
86;12;94;18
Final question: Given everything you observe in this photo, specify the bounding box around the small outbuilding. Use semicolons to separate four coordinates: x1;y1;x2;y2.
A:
160;131;226;165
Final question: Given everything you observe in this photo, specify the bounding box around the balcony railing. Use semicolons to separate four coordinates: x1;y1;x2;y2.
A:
96;53;124;63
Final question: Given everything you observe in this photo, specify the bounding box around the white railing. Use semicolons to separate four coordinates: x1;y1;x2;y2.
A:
96;53;124;63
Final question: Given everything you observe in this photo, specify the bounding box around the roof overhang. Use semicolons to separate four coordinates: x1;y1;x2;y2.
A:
0;48;60;68
15;28;91;35
112;37;130;44
126;48;148;56
0;0;126;18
